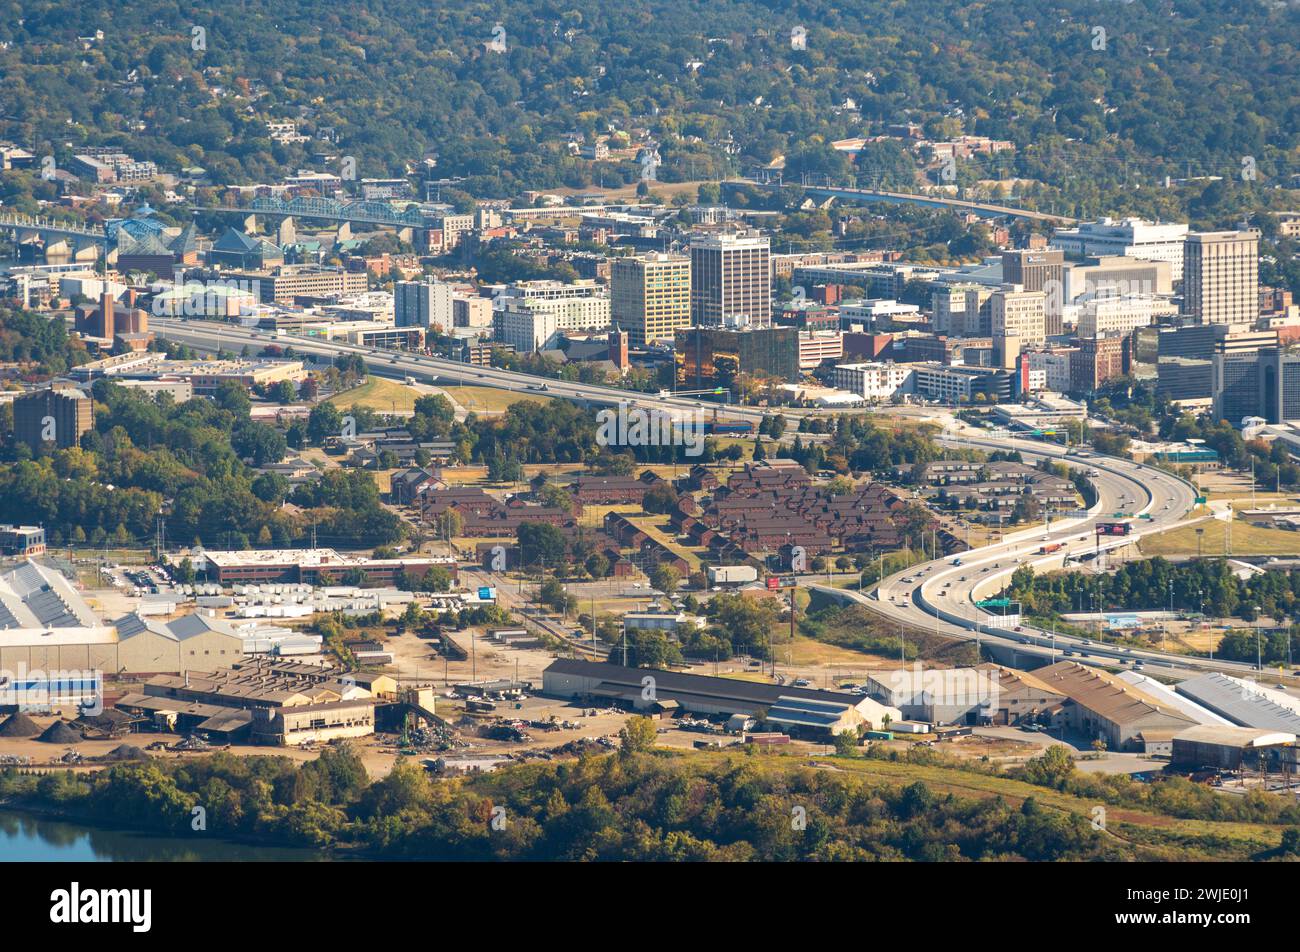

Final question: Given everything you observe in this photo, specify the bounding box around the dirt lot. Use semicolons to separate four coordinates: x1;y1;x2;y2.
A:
0;719;366;772
382;625;562;687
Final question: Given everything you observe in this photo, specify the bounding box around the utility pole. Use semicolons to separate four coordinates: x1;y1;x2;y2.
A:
1165;579;1174;654
1255;608;1263;672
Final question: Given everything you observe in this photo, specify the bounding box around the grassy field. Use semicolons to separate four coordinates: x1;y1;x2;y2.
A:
714;436;756;461
574;502;642;529
327;377;423;413
1139;517;1300;557
782;635;879;666
440;385;549;413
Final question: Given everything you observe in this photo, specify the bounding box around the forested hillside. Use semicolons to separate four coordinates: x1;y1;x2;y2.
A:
1;0;1297;224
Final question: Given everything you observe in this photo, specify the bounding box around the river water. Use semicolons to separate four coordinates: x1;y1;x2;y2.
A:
0;810;334;861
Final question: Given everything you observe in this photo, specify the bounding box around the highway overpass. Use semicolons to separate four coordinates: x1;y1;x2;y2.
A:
865;423;1266;681
150;317;771;425
728;179;1076;225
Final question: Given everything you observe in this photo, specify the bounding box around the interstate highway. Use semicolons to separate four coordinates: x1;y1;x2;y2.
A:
155;318;1262;680
865;424;1266;681
150;317;772;425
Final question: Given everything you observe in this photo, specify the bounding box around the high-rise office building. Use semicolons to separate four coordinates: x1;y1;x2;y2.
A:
1212;347;1300;425
1183;230;1259;327
1002;250;1064;335
496;308;560;354
395;280;454;330
13;386;93;451
689;233;771;328
611;253;691;348
932;284;991;336
990;286;1046;365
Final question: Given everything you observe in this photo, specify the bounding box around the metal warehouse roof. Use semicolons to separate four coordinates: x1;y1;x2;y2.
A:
1174;673;1300;733
1173;724;1296;749
1036;661;1197;728
0;560;100;631
1117;671;1234;726
766;695;855;727
546;658;866;709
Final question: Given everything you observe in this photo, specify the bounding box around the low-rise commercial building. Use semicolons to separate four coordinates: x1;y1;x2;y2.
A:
196;548;457;588
830;361;914;401
0;525;46;557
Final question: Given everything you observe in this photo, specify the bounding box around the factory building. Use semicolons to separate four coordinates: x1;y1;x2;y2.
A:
114;662;376;746
542;659;899;736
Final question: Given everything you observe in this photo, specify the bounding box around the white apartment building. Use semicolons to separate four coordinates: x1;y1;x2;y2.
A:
839;299;920;332
991;286;1046;366
395;280;454;330
798;331;844;370
453;294;493;328
1076;294;1155;340
495;280;611;333
932;285;995;337
498;307;560;353
1051;218;1190;281
831;361;915;401
1027;349;1076;392
991;287;1047;346
932;285;980;335
435;214;475;249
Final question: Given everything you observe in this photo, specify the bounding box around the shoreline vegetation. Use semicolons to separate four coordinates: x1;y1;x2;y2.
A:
3;734;1298;861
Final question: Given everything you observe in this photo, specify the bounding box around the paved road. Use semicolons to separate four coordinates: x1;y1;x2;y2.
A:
847;420;1266;682
459;567;611;660
150;319;1264;683
734;179;1077;224
152;317;776;426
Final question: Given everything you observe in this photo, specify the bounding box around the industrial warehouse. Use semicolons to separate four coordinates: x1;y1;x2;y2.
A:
114;661;381;746
542;659;900;737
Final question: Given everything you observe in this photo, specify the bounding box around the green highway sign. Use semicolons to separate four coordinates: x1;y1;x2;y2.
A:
1195;496;1208;504
976;597;1011;608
